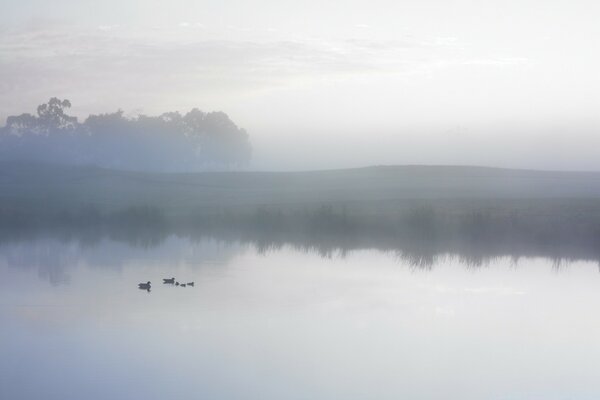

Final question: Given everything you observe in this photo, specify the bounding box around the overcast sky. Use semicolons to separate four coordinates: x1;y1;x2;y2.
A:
1;0;599;170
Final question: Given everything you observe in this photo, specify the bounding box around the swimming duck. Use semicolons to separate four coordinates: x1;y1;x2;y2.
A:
163;277;175;284
186;282;194;287
176;282;180;286
138;281;151;290
180;283;186;287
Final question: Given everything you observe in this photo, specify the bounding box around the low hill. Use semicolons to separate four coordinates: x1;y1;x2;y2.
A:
2;163;600;217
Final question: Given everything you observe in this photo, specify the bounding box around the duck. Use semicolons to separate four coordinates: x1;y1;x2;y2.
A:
163;277;175;284
176;282;180;286
180;283;187;287
138;281;151;290
186;282;194;287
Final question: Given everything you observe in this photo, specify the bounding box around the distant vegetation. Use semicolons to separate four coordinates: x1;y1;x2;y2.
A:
1;163;600;265
0;98;252;170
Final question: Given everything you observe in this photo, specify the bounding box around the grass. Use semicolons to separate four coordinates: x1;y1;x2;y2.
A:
2;162;600;264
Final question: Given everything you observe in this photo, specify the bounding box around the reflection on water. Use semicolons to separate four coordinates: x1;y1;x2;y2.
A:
3;222;600;272
2;234;600;400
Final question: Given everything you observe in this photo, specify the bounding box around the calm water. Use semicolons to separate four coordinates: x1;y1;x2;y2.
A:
1;236;600;400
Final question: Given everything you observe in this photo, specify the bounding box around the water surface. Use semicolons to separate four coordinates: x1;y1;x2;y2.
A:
1;236;600;400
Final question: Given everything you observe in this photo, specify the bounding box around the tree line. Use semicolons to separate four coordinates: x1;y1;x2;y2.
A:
0;98;252;170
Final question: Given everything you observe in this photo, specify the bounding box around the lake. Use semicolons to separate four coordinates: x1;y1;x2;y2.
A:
1;235;600;400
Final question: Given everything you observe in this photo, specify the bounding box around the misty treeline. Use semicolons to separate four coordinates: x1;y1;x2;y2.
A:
0;98;251;170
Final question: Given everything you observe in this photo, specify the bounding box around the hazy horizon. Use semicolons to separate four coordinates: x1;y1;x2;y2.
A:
2;0;600;170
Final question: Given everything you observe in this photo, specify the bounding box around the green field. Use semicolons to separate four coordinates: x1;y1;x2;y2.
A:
2;162;600;215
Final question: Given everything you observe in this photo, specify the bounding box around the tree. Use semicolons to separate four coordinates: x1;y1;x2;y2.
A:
36;98;78;132
0;98;252;170
2;98;78;136
4;113;39;135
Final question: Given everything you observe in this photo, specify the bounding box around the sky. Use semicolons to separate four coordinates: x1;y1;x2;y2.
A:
1;0;599;170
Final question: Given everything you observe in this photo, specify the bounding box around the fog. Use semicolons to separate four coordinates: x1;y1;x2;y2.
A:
2;0;600;170
252;123;600;171
4;3;600;399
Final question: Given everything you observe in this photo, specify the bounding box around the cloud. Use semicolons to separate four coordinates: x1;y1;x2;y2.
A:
0;24;530;120
98;25;120;31
459;57;532;67
463;287;526;296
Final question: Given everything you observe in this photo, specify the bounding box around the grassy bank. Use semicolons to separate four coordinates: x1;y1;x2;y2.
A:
2;162;600;263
